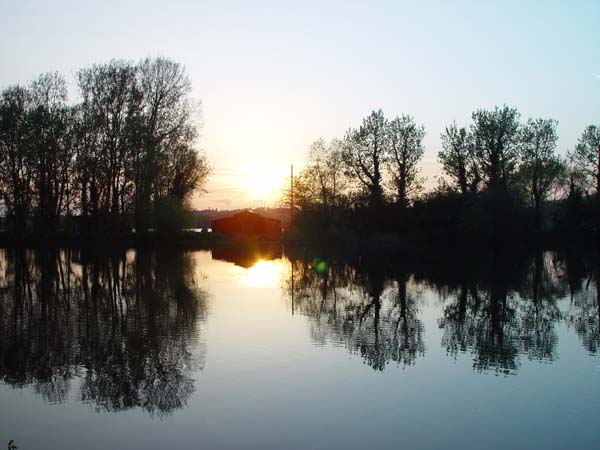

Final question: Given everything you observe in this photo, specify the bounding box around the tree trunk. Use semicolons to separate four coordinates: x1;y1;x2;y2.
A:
534;193;541;231
596;146;600;194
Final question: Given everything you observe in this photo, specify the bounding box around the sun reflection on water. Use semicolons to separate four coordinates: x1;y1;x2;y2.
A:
241;259;282;288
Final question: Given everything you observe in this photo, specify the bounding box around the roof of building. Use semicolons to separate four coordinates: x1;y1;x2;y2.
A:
212;209;281;225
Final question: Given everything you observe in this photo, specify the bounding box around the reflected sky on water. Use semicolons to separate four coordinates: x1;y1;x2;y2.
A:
0;246;599;450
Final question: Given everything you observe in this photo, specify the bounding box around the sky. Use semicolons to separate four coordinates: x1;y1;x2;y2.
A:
1;0;599;209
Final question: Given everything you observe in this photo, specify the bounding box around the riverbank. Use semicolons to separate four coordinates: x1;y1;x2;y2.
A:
0;228;597;252
0;230;219;250
283;228;600;258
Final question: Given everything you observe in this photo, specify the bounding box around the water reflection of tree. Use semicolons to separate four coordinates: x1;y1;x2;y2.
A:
285;247;599;375
0;249;207;417
562;248;600;355
438;251;567;374
439;279;522;374
518;252;565;361
285;257;424;371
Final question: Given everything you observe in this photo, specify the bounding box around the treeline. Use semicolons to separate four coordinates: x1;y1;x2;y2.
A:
289;106;600;240
0;57;209;236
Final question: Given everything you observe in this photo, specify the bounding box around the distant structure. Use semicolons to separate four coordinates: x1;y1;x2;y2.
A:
211;210;282;239
212;245;282;268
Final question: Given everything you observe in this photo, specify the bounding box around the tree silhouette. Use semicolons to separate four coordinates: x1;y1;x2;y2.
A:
28;72;75;233
439;122;480;196
387;115;425;207
568;124;600;194
0;57;209;236
518;118;564;230
342;110;388;209
0;86;35;234
472;105;521;192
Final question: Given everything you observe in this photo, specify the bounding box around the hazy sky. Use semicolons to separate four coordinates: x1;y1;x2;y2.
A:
1;0;599;209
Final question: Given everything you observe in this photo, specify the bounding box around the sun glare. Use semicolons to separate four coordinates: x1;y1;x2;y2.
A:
239;165;286;200
241;259;281;288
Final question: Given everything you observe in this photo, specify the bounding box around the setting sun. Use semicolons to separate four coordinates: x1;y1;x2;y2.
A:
2;1;600;449
238;164;288;201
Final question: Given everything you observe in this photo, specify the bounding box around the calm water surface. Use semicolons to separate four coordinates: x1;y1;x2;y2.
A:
0;247;598;449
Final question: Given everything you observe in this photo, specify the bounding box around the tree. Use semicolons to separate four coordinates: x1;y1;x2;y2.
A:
163;139;210;202
0;57;208;237
153;195;194;236
75;57;207;234
342;110;388;208
76;60;140;231
438;122;480;195
0;85;34;234
72;78;100;227
293;139;347;210
518;118;564;229
568;125;600;194
471;105;521;191
387;115;425;207
131;56;197;232
28;72;75;232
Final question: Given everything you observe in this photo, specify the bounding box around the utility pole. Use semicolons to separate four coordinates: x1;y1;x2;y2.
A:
290;163;294;316
290;164;294;217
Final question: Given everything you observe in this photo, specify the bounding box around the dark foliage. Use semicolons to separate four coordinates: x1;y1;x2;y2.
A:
287;107;598;243
0;58;209;238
